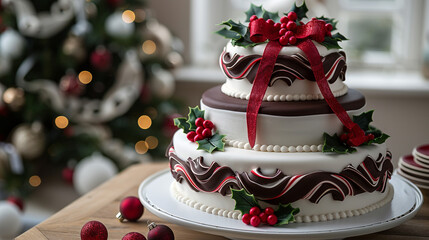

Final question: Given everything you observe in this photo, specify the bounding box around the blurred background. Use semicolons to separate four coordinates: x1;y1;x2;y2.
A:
0;0;428;238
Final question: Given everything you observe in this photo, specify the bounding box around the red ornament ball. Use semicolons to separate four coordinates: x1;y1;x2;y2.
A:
250;215;261;227
62;167;74;185
117;196;144;222
7;196;24;212
162;114;180;138
147;222;175;240
267;214;278;226
80;221;108;240
122;232;147;240
242;213;251;225
90;46;112;71
249;206;261;216
60;74;84;96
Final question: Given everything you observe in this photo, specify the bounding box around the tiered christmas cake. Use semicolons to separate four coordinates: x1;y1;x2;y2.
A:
168;3;393;226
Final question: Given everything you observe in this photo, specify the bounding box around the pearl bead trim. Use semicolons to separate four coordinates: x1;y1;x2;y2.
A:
221;84;348;101
224;139;324;152
171;181;394;223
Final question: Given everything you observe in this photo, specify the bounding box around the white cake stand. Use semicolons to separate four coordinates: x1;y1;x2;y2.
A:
139;170;423;240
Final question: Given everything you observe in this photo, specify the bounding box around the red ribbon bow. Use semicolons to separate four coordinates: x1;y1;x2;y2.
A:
246;17;368;148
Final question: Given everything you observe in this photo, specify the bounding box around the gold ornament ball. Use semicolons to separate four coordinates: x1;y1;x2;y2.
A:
11;122;46;160
63;35;86;62
2;88;25;111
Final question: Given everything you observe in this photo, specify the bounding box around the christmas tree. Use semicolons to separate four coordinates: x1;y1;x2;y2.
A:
0;0;183;198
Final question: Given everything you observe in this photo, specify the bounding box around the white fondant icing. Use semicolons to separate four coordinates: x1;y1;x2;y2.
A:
221;79;348;102
201;101;363;148
172;130;387;176
171;180;393;223
225;139;324;153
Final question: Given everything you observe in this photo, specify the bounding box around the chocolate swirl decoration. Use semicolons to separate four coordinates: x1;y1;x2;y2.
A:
220;51;347;86
168;146;393;205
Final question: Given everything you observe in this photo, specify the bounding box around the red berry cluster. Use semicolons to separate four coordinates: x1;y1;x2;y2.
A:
242;206;277;227
340;131;374;147
186;117;214;142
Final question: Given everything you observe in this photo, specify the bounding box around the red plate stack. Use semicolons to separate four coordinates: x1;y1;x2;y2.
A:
397;144;429;190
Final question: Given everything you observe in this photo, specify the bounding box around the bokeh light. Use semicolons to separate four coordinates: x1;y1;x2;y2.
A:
29;175;42;187
134;9;146;23
142;40;156;55
122;10;136;23
138;115;152;129
55;116;69;129
78;70;92;84
135;140;149;154
145;136;159;149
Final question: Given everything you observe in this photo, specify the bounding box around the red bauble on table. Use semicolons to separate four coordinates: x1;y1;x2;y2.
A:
147;222;174;240
62;167;74;185
90;46;112;71
6;196;24;212
122;232;146;240
80;220;108;240
116;196;144;222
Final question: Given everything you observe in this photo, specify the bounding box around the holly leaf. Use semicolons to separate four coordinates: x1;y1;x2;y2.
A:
196;133;226;153
365;126;390;144
220;19;248;36
173;117;191;133
231;188;260;214
320;36;342;49
274;204;300;226
332;32;348;41
187;106;205;131
353;110;374;131
322;133;356;154
245;4;264;21
290;1;308;21
216;27;241;40
262;10;280;22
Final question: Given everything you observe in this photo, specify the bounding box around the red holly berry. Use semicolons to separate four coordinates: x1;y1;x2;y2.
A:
279;28;287;36
281;23;287;29
267;214;278;226
195;117;204;127
202;128;212;138
264;207;274;216
289;36;297;45
259;212;267;223
280;16;289;23
266;19;274;25
366;134;375;141
250;216;261;227
286;21;297;31
187;131;196;142
279;36;288;45
196;126;204;136
242;213;251;225
325;23;333;32
203;120;214;129
194;134;203;142
288;11;297;21
273;22;281;29
250;15;258;22
249;206;261;216
285;31;294;39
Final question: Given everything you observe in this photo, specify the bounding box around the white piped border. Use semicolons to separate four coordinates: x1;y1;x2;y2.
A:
221;83;348;102
171;181;394;223
225;139;323;152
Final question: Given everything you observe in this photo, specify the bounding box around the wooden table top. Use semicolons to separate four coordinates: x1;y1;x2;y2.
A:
17;162;429;240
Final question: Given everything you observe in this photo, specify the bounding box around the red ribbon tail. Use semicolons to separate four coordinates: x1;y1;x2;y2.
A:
297;39;366;142
246;41;283;148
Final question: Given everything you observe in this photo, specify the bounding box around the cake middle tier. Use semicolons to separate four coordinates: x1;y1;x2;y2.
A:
201;86;366;150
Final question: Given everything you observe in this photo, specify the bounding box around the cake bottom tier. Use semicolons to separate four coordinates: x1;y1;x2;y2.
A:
170;180;394;223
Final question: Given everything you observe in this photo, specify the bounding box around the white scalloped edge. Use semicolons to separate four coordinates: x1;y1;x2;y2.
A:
171;181;394;223
221;83;348;101
224;139;323;152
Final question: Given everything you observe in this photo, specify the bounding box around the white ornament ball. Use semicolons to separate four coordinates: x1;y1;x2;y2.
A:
0;201;22;239
73;153;118;195
0;30;25;59
105;12;135;38
11;122;46;160
150;67;175;99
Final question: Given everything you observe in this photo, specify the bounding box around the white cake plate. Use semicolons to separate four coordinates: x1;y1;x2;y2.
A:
139;170;423;240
